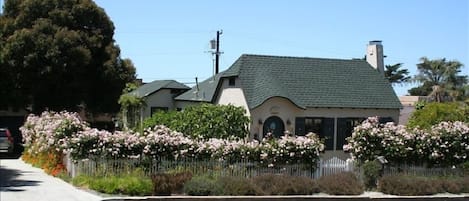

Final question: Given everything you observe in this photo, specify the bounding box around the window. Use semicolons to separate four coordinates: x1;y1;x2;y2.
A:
295;117;334;150
337;118;365;150
150;107;168;116
305;118;322;134
228;77;236;86
379;117;394;124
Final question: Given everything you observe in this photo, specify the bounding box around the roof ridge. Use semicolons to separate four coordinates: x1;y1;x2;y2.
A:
161;80;176;88
241;53;366;62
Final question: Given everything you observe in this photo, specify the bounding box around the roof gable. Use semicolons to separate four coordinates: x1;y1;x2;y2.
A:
130;80;189;98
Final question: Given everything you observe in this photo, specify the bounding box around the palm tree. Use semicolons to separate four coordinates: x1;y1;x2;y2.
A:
412;57;467;102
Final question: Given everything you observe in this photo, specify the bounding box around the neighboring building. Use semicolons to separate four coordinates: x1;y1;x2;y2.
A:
129;80;190;119
175;41;402;158
398;96;428;125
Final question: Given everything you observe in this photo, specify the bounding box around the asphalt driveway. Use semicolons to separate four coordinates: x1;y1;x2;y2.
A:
0;157;102;201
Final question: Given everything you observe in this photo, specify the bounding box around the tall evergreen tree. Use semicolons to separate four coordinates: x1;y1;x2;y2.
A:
0;0;136;113
384;63;411;84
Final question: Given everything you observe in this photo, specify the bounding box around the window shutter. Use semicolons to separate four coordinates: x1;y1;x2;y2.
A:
295;117;305;136
336;118;347;150
323;118;335;150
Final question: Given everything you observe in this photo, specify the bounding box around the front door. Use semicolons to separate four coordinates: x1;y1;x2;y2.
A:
263;116;285;138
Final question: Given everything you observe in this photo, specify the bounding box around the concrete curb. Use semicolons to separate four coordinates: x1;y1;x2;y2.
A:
101;194;469;201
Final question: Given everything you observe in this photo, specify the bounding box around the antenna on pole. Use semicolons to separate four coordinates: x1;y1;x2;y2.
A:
209;30;223;75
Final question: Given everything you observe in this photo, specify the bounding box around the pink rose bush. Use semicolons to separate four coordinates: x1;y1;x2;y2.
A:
21;111;325;166
344;117;469;167
20;111;88;154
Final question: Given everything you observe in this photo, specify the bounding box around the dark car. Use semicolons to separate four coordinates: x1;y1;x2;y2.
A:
0;128;14;153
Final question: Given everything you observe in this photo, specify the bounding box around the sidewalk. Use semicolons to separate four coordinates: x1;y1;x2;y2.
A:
0;158;102;201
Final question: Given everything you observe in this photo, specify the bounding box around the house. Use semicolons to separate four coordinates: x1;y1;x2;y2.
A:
129;80;190;119
174;41;402;158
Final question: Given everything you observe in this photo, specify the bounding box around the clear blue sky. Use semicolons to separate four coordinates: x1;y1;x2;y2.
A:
95;0;467;96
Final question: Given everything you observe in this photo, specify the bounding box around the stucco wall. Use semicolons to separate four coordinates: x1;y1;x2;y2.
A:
250;97;400;158
143;89;176;118
214;77;251;117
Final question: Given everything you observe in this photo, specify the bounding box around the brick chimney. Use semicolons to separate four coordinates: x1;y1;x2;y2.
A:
366;40;384;75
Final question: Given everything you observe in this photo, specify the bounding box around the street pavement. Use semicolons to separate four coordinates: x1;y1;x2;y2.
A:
0;157;102;201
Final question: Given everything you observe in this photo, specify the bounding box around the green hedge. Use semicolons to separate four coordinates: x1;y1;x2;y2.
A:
143;104;250;140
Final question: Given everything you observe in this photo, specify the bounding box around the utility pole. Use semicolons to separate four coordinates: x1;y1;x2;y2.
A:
215;30;222;74
210;30;223;74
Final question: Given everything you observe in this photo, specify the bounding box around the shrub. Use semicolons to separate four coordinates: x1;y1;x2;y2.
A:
154;170;193;195
442;177;469;194
21;109;323;167
318;172;364;195
143;103;250;140
345;117;469;167
251;174;318;195
151;173;172;195
119;176;152;196
282;176;319;195
184;175;220;196
378;175;444;196
20;111;86;175
86;175;152;196
408;102;467;129
442;179;463;194
171;171;193;194
362;160;382;189
216;176;262;195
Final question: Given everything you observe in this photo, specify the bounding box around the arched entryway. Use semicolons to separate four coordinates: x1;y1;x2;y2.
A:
263;116;285;138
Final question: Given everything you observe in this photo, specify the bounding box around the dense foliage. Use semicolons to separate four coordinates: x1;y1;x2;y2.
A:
344;117;469;167
384;63;411;84
143;104;251;140
20;111;88;175
408;102;468;129
0;0;136;113
118;82;145;129
408;57;468;102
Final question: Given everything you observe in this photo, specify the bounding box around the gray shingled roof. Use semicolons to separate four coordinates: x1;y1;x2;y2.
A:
130;80;189;98
174;74;223;102
177;54;402;109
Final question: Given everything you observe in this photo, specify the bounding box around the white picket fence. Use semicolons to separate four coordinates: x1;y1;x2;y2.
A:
65;155;356;179
314;157;356;178
65;155;464;180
